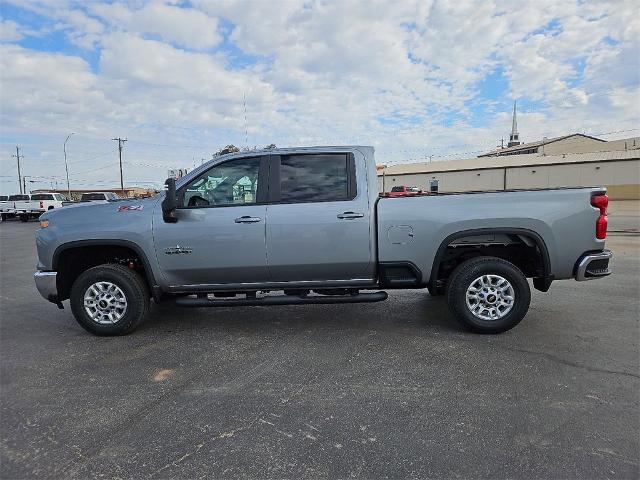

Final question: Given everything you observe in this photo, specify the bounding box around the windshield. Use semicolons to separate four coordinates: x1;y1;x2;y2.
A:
391;186;404;192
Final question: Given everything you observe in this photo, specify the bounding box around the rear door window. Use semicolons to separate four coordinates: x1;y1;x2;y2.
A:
9;195;29;201
0;196;7;201
278;154;355;203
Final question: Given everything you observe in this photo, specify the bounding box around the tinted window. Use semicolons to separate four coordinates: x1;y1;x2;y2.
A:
81;193;106;201
280;154;351;203
9;195;29;201
31;194;54;200
182;157;261;207
0;196;7;201
391;186;404;192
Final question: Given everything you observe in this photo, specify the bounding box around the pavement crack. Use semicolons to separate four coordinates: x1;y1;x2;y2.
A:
502;347;640;379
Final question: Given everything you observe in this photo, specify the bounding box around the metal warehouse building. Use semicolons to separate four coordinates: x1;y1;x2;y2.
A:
378;135;640;200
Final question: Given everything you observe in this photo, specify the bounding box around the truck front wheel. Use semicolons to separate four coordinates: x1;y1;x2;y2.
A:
446;256;531;334
70;264;149;336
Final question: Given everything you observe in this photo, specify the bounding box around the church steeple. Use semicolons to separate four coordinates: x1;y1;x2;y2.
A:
507;100;520;147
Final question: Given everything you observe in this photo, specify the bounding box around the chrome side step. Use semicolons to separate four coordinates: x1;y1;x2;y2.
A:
174;291;388;307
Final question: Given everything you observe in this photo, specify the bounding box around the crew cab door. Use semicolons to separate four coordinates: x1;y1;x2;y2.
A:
265;152;374;282
153;155;269;287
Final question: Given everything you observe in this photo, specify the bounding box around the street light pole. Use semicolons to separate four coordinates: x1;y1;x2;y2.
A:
63;133;74;198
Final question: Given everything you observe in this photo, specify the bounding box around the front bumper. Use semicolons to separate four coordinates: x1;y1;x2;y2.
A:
575;250;613;281
34;271;60;304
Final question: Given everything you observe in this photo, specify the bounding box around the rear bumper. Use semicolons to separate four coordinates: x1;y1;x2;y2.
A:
34;271;59;303
575;250;613;281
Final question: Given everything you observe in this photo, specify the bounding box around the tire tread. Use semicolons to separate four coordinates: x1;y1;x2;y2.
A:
446;256;531;334
70;264;149;336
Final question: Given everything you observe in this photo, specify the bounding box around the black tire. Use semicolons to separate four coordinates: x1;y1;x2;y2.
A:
19;214;29;222
70;264;150;336
446;256;531;334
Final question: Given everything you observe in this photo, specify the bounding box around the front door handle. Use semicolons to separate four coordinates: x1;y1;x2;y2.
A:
235;216;262;224
337;211;364;219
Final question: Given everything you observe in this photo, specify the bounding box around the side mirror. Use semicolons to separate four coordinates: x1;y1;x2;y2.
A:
161;177;178;223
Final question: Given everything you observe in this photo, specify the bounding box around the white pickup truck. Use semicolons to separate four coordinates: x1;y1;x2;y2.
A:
6;193;66;221
30;193;68;214
0;195;12;220
8;194;34;221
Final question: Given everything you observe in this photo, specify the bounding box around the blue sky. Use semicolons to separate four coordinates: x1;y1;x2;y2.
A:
0;0;638;190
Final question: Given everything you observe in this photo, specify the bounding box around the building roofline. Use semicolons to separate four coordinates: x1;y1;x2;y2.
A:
479;133;606;157
378;148;640;176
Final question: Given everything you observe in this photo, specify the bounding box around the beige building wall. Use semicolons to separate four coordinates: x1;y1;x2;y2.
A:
380;159;640;199
381;168;506;193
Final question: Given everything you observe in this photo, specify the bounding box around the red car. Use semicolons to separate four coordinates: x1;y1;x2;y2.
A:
388;185;423;197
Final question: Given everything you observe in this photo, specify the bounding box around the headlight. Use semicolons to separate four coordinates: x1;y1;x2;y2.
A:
39;219;49;228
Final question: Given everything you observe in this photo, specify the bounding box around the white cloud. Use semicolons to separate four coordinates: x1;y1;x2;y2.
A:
89;1;221;50
0;0;638;190
0;19;24;42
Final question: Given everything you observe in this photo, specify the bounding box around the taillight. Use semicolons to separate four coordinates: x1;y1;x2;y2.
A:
40;201;44;208
591;193;608;239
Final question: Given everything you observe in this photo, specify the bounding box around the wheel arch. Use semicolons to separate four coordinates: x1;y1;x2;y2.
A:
52;240;158;300
429;228;552;293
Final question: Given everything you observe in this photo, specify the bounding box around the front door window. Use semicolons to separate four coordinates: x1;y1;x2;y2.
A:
182;157;261;207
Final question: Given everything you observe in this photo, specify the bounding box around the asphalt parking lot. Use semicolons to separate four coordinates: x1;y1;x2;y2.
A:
1;220;638;479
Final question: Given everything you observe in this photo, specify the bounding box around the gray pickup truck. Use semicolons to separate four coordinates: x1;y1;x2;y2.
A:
34;146;612;336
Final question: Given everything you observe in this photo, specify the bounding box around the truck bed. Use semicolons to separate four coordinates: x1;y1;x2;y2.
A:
376;186;605;283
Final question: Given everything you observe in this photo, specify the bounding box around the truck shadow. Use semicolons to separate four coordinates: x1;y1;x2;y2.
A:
137;291;462;336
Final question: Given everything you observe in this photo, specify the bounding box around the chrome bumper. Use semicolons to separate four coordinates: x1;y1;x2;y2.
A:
575;250;613;281
34;271;59;303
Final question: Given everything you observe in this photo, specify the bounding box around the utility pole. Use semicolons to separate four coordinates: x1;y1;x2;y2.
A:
112;137;127;194
12;146;23;194
64;133;75;198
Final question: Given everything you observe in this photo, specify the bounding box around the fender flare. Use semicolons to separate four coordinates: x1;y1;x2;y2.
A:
428;227;553;292
52;239;157;287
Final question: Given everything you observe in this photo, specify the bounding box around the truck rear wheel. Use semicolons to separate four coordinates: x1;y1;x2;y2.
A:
70;264;149;336
19;214;29;222
446;256;530;334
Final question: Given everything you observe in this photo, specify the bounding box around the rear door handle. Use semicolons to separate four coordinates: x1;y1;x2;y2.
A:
235;216;262;223
337;212;364;219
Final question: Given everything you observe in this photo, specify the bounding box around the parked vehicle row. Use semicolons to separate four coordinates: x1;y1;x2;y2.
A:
0;191;131;222
1;192;70;221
